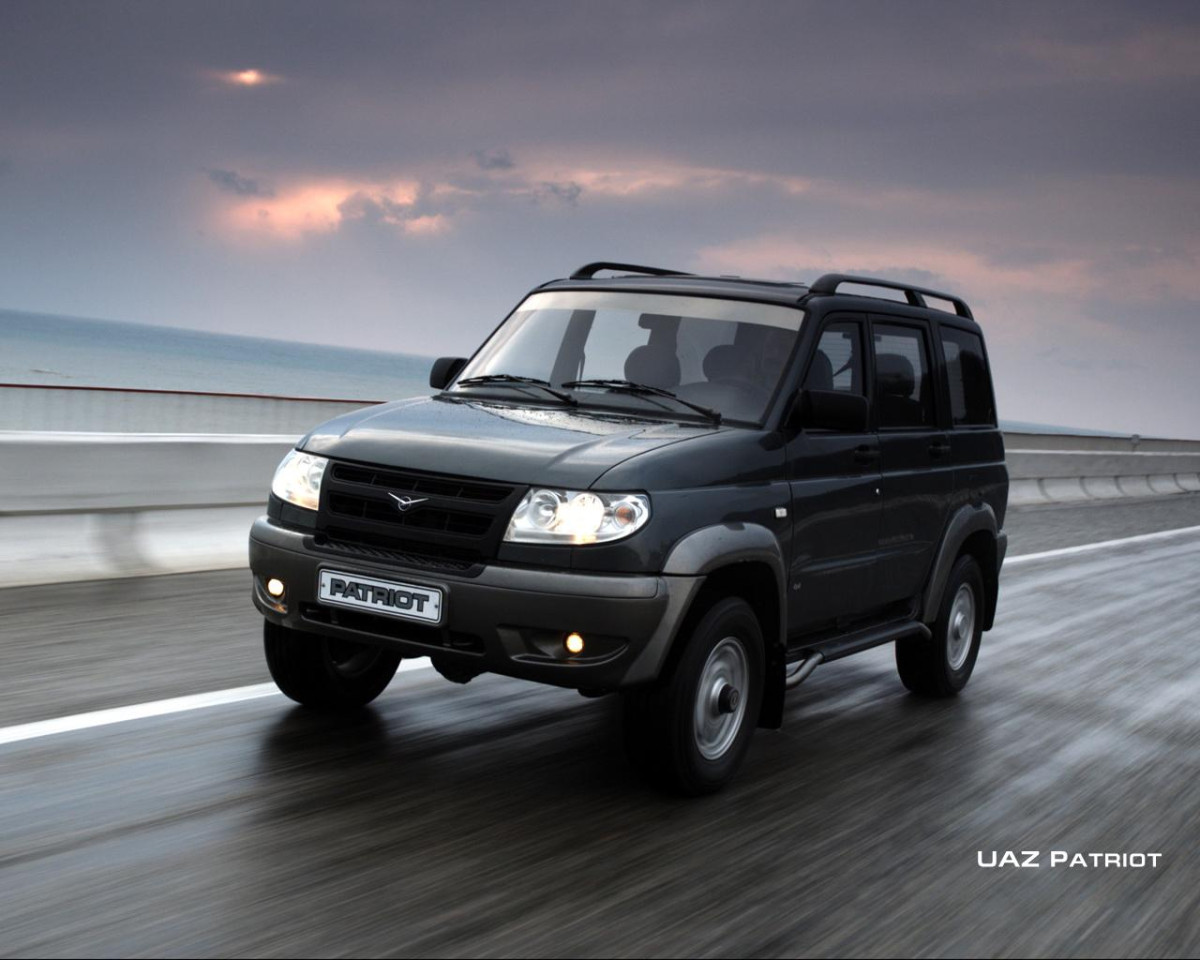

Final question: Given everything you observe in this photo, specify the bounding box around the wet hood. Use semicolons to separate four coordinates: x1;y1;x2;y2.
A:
299;396;721;488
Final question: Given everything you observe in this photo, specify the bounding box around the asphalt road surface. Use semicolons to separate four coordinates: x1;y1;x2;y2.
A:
1;494;1198;958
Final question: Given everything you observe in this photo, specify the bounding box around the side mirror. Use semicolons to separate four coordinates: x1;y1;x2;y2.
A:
429;356;467;390
791;389;869;433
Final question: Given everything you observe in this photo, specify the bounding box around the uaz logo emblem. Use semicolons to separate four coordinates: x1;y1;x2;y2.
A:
388;493;429;513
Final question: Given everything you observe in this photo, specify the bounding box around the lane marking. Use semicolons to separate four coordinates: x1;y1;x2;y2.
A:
0;658;431;747
1006;523;1200;566
4;523;1200;748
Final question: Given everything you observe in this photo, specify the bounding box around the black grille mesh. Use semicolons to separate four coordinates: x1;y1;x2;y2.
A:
316;461;524;565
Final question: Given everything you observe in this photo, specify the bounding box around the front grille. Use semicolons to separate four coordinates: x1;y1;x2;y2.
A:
331;463;513;503
316;461;524;565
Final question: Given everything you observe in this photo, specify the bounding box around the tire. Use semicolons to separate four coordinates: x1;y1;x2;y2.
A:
622;596;764;796
264;620;401;709
896;554;984;697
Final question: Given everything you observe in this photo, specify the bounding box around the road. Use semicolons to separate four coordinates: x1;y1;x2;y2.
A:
1;494;1198;957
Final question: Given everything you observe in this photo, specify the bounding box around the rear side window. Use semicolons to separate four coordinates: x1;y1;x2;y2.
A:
941;327;996;426
873;323;934;428
805;322;863;395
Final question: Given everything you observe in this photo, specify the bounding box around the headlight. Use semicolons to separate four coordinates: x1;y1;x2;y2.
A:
504;489;650;544
271;450;328;511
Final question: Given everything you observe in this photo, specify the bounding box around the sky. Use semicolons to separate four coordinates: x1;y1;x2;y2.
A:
1;0;1198;437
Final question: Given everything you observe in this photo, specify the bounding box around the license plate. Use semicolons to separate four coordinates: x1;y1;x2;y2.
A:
318;570;443;625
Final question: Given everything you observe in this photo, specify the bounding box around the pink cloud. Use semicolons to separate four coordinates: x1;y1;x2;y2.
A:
208;155;813;242
519;160;811;198
217;178;422;240
693;236;1111;343
1021;28;1200;83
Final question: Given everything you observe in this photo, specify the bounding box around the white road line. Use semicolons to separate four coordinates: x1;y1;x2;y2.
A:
5;524;1200;748
1005;523;1200;565
0;658;432;747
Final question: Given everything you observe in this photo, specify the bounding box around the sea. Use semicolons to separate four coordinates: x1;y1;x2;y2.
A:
0;308;433;402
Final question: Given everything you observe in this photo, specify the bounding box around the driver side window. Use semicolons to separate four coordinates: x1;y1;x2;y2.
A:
806;322;864;395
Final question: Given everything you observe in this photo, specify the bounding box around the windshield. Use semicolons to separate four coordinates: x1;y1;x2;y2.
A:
451;290;803;423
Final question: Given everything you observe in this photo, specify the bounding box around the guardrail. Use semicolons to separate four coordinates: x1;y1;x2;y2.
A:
1;384;1197;586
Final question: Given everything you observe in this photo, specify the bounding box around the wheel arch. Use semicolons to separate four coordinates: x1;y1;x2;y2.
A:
662;523;787;729
923;503;1001;631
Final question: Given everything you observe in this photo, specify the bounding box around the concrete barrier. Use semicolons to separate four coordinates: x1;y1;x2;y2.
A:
0;433;294;586
1003;432;1200;506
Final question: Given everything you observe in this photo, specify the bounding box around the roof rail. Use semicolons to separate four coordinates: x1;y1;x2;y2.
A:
808;273;974;319
569;261;693;280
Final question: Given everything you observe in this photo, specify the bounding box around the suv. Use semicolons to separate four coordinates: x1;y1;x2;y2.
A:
250;262;1007;794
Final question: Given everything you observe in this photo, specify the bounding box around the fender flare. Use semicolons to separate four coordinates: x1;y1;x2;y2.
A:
921;502;998;625
663;522;788;728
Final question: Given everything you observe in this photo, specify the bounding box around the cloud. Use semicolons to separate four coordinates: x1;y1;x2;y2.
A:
534;180;583;206
1020;26;1200;83
337;185;450;234
208;154;823;241
471;148;515;171
206;168;275;198
521;159;811;199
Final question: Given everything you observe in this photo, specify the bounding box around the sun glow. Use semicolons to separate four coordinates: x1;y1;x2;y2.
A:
219;68;280;87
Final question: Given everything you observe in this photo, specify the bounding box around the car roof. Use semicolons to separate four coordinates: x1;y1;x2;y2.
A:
536;263;979;325
536;273;812;308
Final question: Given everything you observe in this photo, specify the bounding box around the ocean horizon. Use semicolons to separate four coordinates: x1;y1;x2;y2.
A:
1;307;434;402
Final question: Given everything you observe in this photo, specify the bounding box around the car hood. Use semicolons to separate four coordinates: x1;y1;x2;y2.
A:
299;396;722;488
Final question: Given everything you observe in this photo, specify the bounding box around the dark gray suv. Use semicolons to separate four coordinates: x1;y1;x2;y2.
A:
250;262;1008;794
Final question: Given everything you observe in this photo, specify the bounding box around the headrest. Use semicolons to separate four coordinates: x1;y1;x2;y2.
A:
624;344;681;389
806;351;834;391
703;344;754;381
876;353;915;397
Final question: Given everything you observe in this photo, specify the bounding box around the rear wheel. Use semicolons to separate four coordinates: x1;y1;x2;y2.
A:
623;596;763;795
264;621;401;709
896;554;984;697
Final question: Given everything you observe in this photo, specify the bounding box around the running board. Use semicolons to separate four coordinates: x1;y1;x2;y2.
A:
785;619;931;690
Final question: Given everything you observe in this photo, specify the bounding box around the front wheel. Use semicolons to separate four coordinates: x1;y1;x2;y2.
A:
896;554;984;697
264;621;401;709
623;596;764;795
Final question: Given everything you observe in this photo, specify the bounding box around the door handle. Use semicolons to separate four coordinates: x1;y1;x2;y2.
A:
853;445;880;464
929;439;951;458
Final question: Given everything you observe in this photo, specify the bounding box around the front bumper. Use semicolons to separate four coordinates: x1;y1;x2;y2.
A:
248;516;700;690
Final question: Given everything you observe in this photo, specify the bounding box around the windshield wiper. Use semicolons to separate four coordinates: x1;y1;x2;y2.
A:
562;378;722;424
455;374;577;405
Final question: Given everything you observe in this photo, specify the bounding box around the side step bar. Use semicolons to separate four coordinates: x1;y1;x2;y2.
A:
785;620;932;690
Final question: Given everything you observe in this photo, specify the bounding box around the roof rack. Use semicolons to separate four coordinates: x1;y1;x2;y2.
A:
570;261;693;280
808;274;973;319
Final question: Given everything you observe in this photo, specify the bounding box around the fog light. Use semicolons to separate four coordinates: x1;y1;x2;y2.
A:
565;632;585;655
266;577;285;598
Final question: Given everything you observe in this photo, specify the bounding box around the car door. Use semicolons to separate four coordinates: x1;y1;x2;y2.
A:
870;315;954;608
785;315;883;636
937;322;1007;521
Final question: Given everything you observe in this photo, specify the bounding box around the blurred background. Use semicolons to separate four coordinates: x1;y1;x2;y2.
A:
1;1;1198;957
